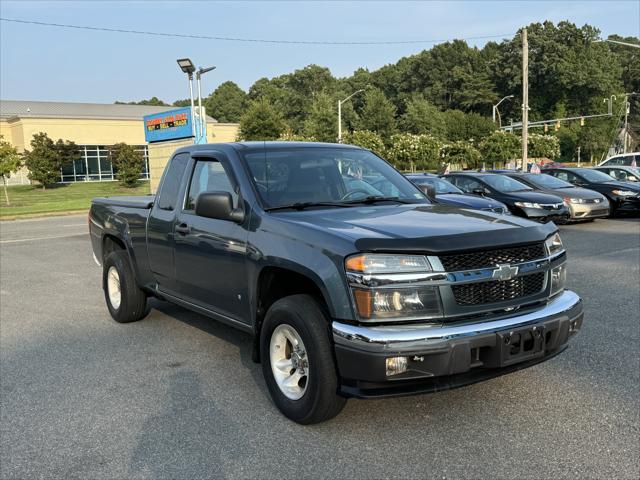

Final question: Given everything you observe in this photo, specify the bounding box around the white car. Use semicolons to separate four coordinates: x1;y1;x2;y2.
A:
598;152;639;167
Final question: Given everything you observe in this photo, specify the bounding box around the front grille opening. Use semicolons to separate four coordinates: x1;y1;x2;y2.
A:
439;243;546;271
452;272;545;306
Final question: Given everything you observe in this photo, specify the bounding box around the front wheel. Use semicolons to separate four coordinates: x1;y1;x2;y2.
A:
260;294;346;424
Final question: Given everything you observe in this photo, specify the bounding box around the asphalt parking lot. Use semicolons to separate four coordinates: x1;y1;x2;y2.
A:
1;214;639;479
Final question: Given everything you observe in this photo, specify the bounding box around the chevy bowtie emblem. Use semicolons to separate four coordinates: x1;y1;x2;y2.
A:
492;264;519;281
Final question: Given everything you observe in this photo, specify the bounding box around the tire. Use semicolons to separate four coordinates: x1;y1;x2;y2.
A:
103;250;150;323
260;294;346;424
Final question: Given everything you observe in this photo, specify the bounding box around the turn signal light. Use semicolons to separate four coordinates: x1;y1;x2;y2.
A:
386;357;408;376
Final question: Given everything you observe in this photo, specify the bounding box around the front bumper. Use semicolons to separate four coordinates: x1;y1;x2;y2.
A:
333;290;583;398
517;206;570;223
568;202;610;220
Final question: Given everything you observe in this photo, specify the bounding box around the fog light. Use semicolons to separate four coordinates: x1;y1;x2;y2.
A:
386;356;408;376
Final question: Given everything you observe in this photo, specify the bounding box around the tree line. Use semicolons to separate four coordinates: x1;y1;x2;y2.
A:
122;21;638;166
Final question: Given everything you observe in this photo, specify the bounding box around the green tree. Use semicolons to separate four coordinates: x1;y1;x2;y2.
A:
304;93;337;142
0;135;22;205
443;110;496;143
23;133;80;189
115;96;169;106
342;130;386;157
528;133;561;160
238;99;286;141
109;143;144;187
172;99;191;107
358;88;397;139
387;134;442;171
479;130;521;164
400;96;446;137
204;81;248;123
442;141;482;169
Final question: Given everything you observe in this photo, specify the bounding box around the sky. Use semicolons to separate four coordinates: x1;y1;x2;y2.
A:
1;0;638;104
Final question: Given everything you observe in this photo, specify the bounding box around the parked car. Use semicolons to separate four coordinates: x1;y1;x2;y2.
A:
494;171;609;222
405;173;509;214
598;152;639;167
443;172;570;223
542;167;640;216
593;166;640;184
89;142;583;424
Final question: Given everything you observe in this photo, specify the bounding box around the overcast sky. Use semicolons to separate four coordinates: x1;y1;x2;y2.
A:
1;1;638;104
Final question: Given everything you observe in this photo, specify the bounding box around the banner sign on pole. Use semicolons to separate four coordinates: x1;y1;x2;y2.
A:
144;107;194;143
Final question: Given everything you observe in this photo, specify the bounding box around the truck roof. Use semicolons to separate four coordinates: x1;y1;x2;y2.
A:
174;141;364;156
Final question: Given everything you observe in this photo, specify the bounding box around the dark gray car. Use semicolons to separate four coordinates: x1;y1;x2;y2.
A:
497;172;609;221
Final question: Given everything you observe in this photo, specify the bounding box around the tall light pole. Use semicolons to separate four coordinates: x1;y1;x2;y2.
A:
596;39;640;49
521;28;529;170
176;58;196;139
338;89;365;143
196;65;216;144
623;92;638;153
492;95;514;127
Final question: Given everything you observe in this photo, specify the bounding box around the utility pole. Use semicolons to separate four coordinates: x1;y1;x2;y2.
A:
521;28;529;170
623;93;630;153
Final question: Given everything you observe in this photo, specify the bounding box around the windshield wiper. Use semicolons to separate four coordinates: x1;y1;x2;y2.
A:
265;201;354;212
343;196;414;205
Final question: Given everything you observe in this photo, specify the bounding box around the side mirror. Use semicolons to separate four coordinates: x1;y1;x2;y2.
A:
418;184;437;201
195;191;244;223
472;188;486;196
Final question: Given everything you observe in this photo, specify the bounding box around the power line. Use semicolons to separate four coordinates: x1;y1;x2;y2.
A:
0;17;515;46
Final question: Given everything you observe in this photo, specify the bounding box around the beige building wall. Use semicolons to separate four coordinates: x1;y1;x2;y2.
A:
0;115;239;188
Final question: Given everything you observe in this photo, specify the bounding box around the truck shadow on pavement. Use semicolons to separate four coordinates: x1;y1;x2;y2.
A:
147;298;267;396
128;369;240;478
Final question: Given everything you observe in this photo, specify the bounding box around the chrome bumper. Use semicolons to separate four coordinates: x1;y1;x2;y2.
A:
333;290;583;353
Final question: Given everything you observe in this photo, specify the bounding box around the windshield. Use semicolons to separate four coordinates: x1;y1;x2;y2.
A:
578;169;617;183
411;176;463;194
525;174;573;189
243;147;427;209
482;175;533;193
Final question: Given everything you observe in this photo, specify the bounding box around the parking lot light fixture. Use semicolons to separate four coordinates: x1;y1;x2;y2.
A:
338;89;365;143
195;66;216;144
177;58;197;139
492;95;514;126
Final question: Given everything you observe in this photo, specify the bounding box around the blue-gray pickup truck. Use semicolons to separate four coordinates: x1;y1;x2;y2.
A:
89;142;583;424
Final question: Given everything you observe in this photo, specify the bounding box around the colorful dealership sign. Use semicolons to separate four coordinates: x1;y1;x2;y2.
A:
143;107;194;143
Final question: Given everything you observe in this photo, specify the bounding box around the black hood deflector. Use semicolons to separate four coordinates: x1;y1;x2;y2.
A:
354;221;556;254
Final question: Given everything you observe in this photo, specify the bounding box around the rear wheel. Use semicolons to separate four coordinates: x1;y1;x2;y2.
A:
103;250;150;323
260;294;346;424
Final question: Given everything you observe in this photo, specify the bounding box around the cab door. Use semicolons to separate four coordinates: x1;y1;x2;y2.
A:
173;155;250;324
147;152;190;295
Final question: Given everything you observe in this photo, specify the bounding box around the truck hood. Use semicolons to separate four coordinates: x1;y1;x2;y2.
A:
272;204;556;253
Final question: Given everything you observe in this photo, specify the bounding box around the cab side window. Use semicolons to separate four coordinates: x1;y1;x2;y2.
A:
185;160;238;212
555;171;578;183
157;153;189;211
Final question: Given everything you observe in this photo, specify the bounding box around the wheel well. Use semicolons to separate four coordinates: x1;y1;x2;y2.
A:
102;234;126;260
252;267;329;362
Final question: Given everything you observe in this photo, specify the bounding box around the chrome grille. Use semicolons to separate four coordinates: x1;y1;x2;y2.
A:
452;272;545;306
439;243;546;271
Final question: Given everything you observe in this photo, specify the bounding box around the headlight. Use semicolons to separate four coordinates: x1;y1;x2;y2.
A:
514;201;542;209
566;197;586;204
545;232;564;256
612;189;637;197
345;254;443;321
550;264;567;295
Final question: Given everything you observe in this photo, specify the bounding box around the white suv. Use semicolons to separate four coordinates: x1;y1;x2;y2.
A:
598;152;639;166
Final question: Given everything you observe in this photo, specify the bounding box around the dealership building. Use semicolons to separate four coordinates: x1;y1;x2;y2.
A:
0;100;239;189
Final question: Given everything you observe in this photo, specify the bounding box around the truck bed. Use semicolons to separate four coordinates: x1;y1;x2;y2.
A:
92;195;155;209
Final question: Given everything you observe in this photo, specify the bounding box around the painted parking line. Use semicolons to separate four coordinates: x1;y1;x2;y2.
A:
0;233;87;244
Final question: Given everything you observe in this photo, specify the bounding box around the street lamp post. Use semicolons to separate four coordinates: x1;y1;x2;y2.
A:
338;89;365;143
196;66;216;144
492;95;514;127
176;58;196;139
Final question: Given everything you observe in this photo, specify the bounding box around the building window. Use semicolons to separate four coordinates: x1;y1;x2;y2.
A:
60;145;149;182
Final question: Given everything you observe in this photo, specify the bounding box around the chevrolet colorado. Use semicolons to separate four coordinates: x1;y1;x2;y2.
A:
89;142;583;424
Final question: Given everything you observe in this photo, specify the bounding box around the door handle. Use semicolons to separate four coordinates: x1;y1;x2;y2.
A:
175;223;190;235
